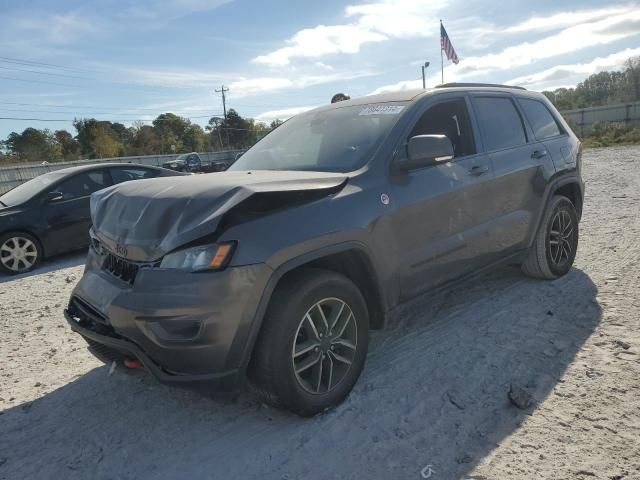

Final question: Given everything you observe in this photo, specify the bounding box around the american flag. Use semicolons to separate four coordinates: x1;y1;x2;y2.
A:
440;22;459;65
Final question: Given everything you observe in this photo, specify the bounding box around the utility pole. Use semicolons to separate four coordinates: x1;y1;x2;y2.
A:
421;61;430;89
215;85;229;120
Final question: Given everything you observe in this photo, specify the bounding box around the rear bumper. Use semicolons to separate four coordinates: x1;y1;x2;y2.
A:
66;248;273;392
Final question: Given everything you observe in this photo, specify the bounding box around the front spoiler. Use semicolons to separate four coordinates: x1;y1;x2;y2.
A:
64;309;243;393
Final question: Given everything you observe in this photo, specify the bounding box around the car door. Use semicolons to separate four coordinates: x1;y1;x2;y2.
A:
41;169;111;255
517;96;572;172
469;93;555;260
388;95;494;300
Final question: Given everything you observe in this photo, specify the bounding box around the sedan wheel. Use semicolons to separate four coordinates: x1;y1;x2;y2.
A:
0;234;41;274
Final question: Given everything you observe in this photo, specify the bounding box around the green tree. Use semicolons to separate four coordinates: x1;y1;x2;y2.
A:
182;124;207;152
92;123;122;158
129;122;161;155
73;118;124;158
269;119;284;130
4;128;61;163
153;113;190;153
54;130;80;160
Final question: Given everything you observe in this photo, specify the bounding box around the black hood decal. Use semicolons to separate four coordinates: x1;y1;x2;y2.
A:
91;170;348;262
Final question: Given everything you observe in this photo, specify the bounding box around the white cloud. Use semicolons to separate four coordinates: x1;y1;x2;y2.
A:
253;25;387;67
371;6;640;94
117;67;224;88
504;5;631;33
14;13;97;44
253;0;446;66
255;106;317;123
447;9;640;79
507;47;640;89
229;70;377;96
344;0;446;38
121;0;233;22
369;79;422;95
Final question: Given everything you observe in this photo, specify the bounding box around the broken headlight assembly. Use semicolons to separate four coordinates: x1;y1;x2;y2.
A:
159;241;236;272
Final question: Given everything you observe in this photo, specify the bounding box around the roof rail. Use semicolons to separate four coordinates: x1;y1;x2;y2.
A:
435;82;527;90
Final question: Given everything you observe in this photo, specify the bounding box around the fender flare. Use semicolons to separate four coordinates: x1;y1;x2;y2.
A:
529;173;584;248
236;240;385;371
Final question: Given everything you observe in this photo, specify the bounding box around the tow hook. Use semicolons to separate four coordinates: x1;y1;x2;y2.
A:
124;358;143;369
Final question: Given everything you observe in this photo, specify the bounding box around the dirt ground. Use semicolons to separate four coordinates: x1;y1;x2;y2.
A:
1;146;639;480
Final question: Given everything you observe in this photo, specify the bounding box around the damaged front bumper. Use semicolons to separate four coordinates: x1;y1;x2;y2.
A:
65;248;272;392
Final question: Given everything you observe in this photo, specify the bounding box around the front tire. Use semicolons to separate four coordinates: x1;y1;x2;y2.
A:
0;232;42;275
248;269;369;417
522;195;579;279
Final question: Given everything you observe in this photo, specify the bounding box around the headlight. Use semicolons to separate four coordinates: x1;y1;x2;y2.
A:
160;241;236;272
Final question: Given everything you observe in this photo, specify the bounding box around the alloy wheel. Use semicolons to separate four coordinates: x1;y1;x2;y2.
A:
0;236;38;272
292;297;358;394
548;209;574;267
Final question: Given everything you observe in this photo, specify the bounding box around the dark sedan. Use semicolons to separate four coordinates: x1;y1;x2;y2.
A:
0;163;185;274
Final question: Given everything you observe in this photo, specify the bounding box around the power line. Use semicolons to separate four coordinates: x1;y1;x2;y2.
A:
0;101;217;112
0;74;80;88
0;56;100;74
0;65;93;81
0;114;222;123
0;107;224;116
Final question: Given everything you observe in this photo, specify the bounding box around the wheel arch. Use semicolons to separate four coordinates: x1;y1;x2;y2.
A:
239;242;387;371
529;174;584;248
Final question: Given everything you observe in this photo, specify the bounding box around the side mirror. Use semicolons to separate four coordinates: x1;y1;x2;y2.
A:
399;134;454;171
45;191;64;203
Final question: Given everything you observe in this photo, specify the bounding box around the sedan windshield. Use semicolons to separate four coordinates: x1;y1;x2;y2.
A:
0;171;63;207
229;103;407;173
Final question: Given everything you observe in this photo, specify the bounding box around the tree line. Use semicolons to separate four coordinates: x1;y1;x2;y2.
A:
0;109;283;165
542;56;640;110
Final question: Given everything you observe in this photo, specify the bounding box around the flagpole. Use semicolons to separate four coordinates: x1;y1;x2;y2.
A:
440;19;444;84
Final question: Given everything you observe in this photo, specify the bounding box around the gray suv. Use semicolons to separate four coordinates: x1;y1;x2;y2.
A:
65;84;584;416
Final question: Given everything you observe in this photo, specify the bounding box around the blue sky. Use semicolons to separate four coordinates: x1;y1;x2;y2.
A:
0;0;639;139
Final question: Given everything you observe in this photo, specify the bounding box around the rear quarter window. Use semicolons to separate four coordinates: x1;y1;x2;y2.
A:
473;97;527;151
519;98;563;139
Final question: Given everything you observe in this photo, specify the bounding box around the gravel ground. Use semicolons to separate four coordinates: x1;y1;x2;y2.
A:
1;146;639;480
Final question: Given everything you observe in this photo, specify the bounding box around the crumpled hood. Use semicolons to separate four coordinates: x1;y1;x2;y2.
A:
91;170;348;262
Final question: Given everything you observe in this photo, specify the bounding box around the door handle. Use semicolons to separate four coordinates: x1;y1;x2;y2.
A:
468;165;489;176
531;149;548;159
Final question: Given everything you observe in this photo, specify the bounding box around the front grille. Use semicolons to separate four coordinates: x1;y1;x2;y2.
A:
103;252;141;285
92;237;159;285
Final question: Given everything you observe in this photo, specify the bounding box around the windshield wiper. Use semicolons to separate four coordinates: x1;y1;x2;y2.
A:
0;200;6;207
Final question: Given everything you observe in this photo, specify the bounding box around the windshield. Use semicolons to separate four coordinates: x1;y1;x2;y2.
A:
175;154;188;161
0;171;63;207
229;103;407;173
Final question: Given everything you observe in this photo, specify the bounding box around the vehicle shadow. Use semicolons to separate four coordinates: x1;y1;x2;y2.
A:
0;251;85;284
0;267;601;480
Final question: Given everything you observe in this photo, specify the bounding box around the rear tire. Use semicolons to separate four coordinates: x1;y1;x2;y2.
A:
248;268;369;417
522;195;579;279
0;232;42;275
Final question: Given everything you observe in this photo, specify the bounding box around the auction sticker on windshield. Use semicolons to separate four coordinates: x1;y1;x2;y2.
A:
359;105;405;116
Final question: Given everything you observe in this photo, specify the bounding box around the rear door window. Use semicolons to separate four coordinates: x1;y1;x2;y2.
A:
110;167;157;184
519;98;562;139
473;97;527;151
